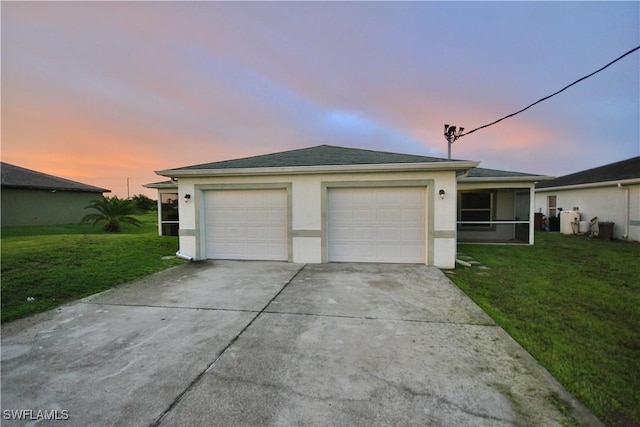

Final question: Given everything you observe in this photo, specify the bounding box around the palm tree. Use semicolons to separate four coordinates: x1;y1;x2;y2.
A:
81;196;142;232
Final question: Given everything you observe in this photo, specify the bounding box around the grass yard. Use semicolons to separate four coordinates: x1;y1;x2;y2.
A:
448;232;640;427
1;213;183;323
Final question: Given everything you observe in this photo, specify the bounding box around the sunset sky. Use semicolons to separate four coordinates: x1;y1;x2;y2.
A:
2;2;638;198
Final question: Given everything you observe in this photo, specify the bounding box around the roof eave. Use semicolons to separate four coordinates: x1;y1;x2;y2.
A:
536;177;640;191
156;161;481;178
459;175;554;183
143;182;178;189
1;184;110;193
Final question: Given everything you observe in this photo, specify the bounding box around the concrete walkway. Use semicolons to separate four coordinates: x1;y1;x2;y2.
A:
1;261;601;426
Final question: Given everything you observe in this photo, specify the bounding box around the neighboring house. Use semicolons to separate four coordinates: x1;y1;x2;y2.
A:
149;145;549;268
535;156;640;241
1;162;110;227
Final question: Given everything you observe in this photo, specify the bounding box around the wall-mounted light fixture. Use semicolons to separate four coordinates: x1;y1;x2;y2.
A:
439;189;446;199
184;194;191;203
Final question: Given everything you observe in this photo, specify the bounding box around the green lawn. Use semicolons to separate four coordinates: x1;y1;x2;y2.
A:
448;232;640;427
1;213;183;323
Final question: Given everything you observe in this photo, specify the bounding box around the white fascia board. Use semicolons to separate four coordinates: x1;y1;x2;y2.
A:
143;182;178;189
458;175;554;184
155;161;481;178
535;178;640;192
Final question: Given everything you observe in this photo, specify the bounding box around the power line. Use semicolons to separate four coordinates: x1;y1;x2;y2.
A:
458;45;640;139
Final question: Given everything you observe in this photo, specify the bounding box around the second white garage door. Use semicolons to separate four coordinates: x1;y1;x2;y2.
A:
328;187;426;263
204;189;288;261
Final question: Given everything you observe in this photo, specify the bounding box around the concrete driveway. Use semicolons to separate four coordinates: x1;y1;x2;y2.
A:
1;261;601;426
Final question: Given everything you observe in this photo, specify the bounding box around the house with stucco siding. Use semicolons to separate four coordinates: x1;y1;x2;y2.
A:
1;162;110;227
148;145;550;268
535;156;640;241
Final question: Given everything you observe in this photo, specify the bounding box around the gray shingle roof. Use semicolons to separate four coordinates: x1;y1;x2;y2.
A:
171;145;454;171
465;167;545;179
460;168;552;181
1;162;110;193
143;180;176;189
536;156;640;189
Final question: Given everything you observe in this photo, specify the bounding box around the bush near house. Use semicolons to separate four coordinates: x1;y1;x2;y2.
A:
131;194;157;213
1;213;183;322
81;196;142;232
449;232;640;427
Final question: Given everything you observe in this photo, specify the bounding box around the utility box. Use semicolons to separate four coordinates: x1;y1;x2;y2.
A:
560;210;580;235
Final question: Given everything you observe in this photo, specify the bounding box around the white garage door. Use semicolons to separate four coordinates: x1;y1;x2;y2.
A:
205;189;288;261
328;187;425;263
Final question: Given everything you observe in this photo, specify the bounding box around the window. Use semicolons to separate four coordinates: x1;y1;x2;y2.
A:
459;191;494;229
547;195;557;217
160;193;179;236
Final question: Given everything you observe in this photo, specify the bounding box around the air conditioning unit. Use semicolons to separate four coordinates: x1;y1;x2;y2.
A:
560;210;580;235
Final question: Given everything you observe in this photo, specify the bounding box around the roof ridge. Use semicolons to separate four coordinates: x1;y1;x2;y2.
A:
318;144;451;160
168;144;455;171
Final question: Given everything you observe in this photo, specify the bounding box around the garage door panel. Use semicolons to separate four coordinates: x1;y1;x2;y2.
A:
358;211;376;223
330;226;353;240
245;211;265;223
332;244;374;260
205;190;287;261
246;226;267;239
267;211;285;222
267;228;287;240
209;226;228;239
246;242;268;255
377;210;400;222
400;227;423;241
376;192;399;205
402;209;423;221
376;244;400;258
353;227;376;241
328;187;425;263
269;243;287;255
377;227;400;240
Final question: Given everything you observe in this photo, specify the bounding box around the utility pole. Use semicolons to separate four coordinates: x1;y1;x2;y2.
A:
127;177;130;199
444;124;464;160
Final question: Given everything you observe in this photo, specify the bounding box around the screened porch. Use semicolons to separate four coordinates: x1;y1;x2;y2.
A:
456;188;532;244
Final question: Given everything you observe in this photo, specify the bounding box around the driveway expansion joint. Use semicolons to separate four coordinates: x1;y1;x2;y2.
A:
80;301;260;314
262;309;497;326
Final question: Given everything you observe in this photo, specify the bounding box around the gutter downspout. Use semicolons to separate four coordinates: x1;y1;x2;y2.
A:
618;183;630;240
176;251;194;261
456;168;473;179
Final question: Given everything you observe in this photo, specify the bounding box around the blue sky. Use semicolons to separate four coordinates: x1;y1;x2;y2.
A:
2;1;638;197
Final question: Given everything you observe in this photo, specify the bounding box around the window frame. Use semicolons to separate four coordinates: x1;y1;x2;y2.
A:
458;190;496;230
160;192;179;236
547;195;557;218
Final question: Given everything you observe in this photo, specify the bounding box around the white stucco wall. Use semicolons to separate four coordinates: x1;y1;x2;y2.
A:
535;181;640;241
172;169;459;268
292;237;322;263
